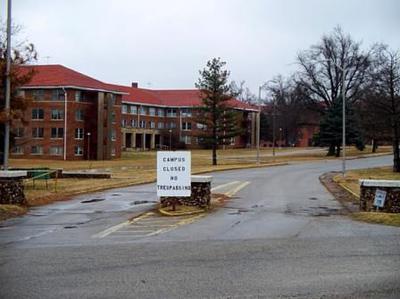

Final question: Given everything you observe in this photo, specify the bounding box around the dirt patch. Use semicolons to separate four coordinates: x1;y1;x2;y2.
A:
319;172;359;213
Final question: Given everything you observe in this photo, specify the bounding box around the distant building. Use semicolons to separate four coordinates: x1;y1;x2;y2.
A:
12;65;258;160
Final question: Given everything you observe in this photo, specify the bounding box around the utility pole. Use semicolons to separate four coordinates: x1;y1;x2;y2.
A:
256;86;261;164
341;66;346;177
272;99;276;157
3;0;12;170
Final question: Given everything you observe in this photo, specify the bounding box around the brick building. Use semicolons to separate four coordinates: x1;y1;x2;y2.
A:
11;65;257;160
12;65;124;160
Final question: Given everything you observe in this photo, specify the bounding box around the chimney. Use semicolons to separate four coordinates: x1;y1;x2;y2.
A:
131;82;138;88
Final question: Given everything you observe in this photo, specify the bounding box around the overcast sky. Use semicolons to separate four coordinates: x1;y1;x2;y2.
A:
1;0;399;94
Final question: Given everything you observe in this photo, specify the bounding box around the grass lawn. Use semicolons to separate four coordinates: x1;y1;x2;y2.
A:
334;163;400;227
334;165;400;197
6;146;392;208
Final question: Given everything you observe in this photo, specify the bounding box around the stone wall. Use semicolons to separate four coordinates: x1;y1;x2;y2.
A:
360;184;400;213
161;181;211;208
0;179;26;205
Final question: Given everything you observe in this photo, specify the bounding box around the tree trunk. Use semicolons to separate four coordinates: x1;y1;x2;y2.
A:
212;142;217;166
335;143;341;157
372;139;378;153
327;143;335;156
393;124;400;172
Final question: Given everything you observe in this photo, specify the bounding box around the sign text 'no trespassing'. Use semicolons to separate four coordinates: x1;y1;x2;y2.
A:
157;151;191;197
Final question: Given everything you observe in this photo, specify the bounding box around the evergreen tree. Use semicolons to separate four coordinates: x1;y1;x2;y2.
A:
195;58;242;165
314;97;365;157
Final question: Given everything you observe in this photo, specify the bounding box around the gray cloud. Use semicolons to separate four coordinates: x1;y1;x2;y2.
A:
1;0;399;93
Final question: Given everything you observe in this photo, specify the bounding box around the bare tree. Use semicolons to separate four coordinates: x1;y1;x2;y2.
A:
296;26;370;108
366;45;400;172
265;75;306;146
230;80;257;104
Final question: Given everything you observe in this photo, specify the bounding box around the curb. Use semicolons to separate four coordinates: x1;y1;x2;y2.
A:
332;175;360;199
158;207;207;217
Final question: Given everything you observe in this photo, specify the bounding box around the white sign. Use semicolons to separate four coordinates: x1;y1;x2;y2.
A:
373;189;387;208
157;151;191;197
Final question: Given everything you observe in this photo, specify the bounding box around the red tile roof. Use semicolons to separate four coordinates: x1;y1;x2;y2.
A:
18;64;125;94
19;64;257;111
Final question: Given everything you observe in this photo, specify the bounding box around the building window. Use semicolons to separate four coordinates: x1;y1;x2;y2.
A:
181;108;192;117
32;108;44;120
75;128;84;139
129;105;137;114
121;119;126;128
169;122;177;129
139;106;146;115
149;121;155;129
157;122;164;129
32;127;44;138
31;145;43;155
75;90;83;102
51;127;64;139
75;109;84;121
149;107;156;116
197;123;207;130
32;90;45;101
180;136;191;145
131;119;136;128
111;147;116;156
230;137;235;145
109;94;116;106
111;112;116;123
157;108;164;117
14;127;24;138
166;108;177;117
12;146;23;154
182;122;192;131
74;146;83;156
52;89;65;101
111;129;116;141
139;120;146;128
49;146;63;156
51;109;64;120
122;104;128;114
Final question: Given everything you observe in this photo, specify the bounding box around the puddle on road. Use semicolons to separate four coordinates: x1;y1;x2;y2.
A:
81;198;105;204
64;225;77;229
130;200;157;205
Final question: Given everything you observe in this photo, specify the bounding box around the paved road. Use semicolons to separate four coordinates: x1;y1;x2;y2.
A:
1;156;399;298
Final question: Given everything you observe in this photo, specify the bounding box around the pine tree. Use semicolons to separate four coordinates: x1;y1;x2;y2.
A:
195;58;242;165
314;97;365;157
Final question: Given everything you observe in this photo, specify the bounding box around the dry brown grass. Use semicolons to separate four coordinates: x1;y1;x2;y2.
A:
335;166;400;197
352;212;400;227
9;146;392;207
0;204;27;221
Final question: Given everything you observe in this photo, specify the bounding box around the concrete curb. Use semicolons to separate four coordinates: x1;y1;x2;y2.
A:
332;175;360;199
158;207;207;217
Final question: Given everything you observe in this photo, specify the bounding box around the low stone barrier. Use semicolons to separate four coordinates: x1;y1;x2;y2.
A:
0;171;27;205
160;175;212;209
359;179;400;213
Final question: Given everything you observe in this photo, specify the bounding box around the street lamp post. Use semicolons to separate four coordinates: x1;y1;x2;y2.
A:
321;59;347;177
279;128;282;149
256;86;261;165
341;66;346;177
86;132;91;160
3;0;12;170
272;99;276;157
257;83;268;164
169;129;172;150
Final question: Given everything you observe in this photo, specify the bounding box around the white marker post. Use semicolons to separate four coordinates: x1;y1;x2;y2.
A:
373;189;387;212
157;151;191;210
